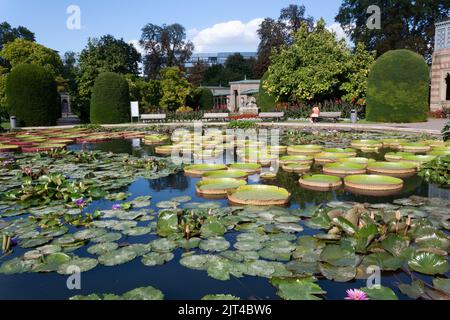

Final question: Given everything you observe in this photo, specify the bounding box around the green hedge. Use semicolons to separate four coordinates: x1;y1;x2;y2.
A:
6;64;58;126
258;71;276;112
90;72;130;124
366;49;429;123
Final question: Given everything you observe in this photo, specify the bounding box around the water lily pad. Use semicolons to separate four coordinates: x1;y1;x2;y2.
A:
361;286;398;300
142;252;174;266
157;210;179;237
319;244;356;267
87;242;119;255
91;232;122;243
156;201;179;209
228;185;290;206
122;286;164;300
200;217;227;238
151;238;177;252
57;257;98;274
121;226;152;236
319;263;356;282
196;178;247;195
98;248;137;266
201;294;240;300
270;277;326;300
0;257;34;274
179;254;211;270
398;281;425;299
362;252;403;271
74;228;107;241
199;237;230;252
382;234;410;257
408;252;449;275
33;252;72;272
202;170;248;180
433;278;450;295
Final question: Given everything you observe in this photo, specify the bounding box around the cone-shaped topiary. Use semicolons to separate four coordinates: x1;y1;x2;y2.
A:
258;71;277;112
6;64;58;126
198;87;213;110
90;72;130;124
366;49;429;123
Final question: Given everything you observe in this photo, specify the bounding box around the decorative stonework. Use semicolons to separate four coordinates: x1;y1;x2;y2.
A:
430;20;450;111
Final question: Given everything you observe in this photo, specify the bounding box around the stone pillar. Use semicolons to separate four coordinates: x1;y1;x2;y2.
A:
430;20;450;111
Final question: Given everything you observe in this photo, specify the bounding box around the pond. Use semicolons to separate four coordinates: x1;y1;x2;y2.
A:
0;130;449;301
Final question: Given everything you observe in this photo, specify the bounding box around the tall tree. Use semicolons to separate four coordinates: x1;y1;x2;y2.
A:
255;18;287;78
0;22;35;52
224;53;254;79
74;35;141;120
140;23;194;79
255;4;314;77
279;4;314;39
336;0;450;62
188;61;208;87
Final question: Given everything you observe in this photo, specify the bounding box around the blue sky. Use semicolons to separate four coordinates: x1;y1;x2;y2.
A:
0;0;344;54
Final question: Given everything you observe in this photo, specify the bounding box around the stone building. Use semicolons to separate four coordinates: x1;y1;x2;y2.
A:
431;20;450;111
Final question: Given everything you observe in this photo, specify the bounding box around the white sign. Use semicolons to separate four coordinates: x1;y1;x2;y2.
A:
131;102;139;119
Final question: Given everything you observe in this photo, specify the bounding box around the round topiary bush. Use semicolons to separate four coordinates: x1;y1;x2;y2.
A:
90;72;130;124
6;64;58;126
258;71;277;112
366;49;429;123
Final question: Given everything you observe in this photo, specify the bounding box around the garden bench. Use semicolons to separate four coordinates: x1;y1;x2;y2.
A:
141;114;167;123
259;112;285;121
203;113;230;122
318;112;342;122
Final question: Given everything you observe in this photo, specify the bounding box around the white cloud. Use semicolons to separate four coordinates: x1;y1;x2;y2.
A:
191;18;264;53
326;23;350;45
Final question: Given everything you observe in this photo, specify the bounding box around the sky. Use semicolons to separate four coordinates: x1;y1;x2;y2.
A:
0;0;344;55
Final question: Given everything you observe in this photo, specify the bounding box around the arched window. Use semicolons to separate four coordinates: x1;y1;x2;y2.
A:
446;74;450;101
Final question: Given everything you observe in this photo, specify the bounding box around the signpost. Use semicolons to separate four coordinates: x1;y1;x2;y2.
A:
131;101;139;123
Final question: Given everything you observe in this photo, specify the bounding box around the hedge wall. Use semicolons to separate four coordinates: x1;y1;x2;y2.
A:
6;64;58;126
366;49;429;123
90;72;130;124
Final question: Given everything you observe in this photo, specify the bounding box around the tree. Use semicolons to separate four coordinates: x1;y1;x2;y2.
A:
0;39;63;76
90;72;130;124
255;4;314;77
159;67;192;111
74;35;141;121
279;4;314;39
263;19;374;104
336;0;450;62
188;61;208;86
225;53;254;79
140;23;194;79
366;49;429;123
6;64;58;126
0;22;35;67
255;18;287;78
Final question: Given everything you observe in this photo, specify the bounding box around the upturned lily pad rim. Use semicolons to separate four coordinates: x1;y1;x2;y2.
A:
324;162;367;170
184;164;228;176
337;157;375;164
228;163;262;172
228;185;291;206
367;162;417;170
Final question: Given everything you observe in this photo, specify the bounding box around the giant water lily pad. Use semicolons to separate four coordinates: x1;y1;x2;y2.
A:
202;170;248;180
184;164;227;176
228;185;290;206
227;163;262;173
270;277;326;300
408;252;449;275
196;178;247;195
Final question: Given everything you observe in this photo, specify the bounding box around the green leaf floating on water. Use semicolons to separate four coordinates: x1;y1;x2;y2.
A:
361;286;398;300
142;252;174;266
433;278;450;295
362;252;403;271
33;252;72;273
408;252;450;275
398;281;425;299
98;248;137;266
201;294;240;300
382;234;410;257
0;257;34;275
200;217;227;238
57;257;98;275
319;243;356;267
157;210;179;237
270;277;326;300
199;237;230;252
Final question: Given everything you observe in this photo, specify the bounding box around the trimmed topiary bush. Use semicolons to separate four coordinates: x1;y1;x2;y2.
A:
90;72;130;124
198;88;213;110
6;64;58;126
258;71;276;112
366;49;429;123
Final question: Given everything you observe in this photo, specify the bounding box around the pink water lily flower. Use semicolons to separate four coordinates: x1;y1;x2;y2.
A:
112;204;122;210
345;289;369;301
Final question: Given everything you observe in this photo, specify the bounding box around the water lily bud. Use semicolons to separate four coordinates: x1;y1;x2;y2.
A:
395;211;401;221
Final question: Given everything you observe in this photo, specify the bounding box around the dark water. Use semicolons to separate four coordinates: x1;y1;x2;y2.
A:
0;138;443;300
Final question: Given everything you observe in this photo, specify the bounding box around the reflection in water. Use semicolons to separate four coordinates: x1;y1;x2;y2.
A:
148;171;190;192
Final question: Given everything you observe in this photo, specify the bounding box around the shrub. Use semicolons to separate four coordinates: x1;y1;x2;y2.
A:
443;122;450;142
228;120;257;129
5;64;58;126
90;72;130;124
366;49;429;123
419;155;450;188
258;72;276;112
176;106;193;113
198;88;213;110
